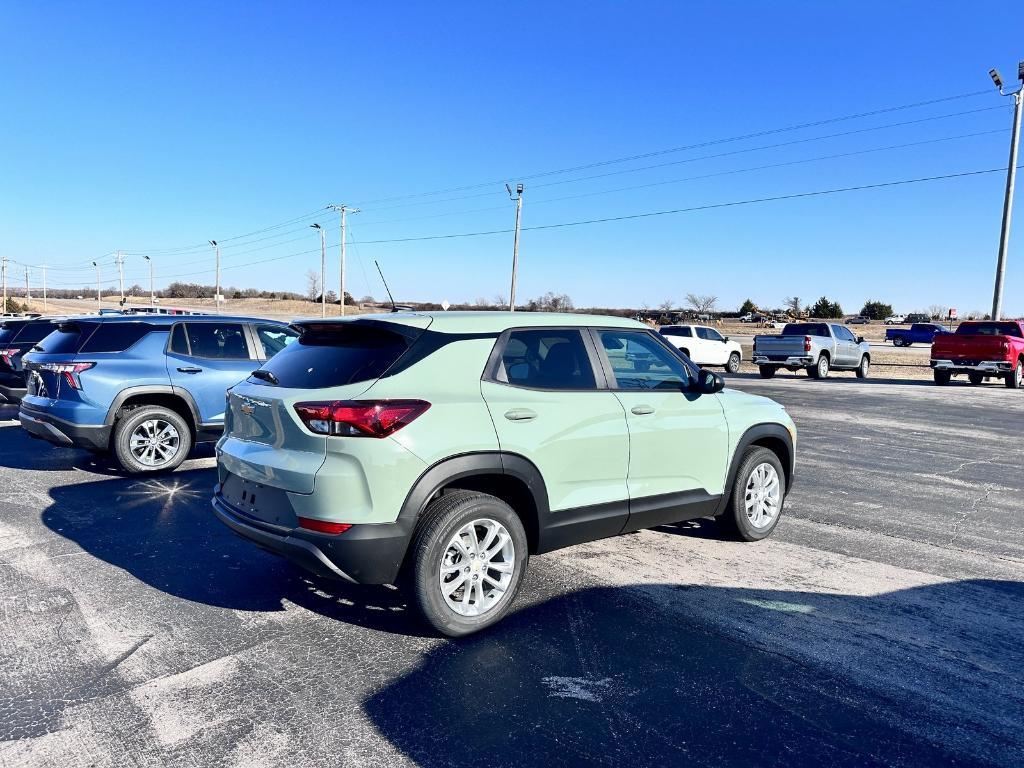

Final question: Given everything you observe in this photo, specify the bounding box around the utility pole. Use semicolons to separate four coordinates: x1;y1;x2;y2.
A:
143;255;155;306
92;261;101;310
328;204;360;315
505;183;524;311
116;250;125;306
42;266;47;312
989;61;1024;320
25;268;31;301
209;240;221;314
311;223;326;318
1;256;7;314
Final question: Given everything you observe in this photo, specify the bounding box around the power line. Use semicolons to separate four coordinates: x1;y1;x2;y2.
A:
351;89;996;206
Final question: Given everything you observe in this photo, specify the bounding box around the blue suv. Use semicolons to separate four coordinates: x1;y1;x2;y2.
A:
19;315;297;473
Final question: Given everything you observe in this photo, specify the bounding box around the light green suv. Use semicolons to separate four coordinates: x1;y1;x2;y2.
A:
213;312;796;635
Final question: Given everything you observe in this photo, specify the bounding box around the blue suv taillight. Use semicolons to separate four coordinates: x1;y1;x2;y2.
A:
37;362;95;390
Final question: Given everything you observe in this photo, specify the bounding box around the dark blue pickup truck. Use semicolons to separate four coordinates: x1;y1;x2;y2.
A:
885;323;951;347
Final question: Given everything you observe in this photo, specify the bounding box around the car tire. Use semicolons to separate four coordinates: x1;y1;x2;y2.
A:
855;355;869;379
758;365;776;379
1006;359;1023;389
892;337;904;347
968;372;984;386
933;370;951;386
408;490;529;637
719;446;786;542
725;352;741;374
809;355;830;379
112;405;192;474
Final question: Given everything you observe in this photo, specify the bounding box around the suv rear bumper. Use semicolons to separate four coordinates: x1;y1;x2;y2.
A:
212;488;414;585
19;408;110;449
0;385;26;404
752;355;814;367
931;359;1013;373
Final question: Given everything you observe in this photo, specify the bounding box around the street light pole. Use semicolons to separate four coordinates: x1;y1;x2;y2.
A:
329;204;360;316
115;250;125;306
506;183;524;311
311;223;326;318
92;261;101;310
989;61;1024;321
42;265;47;312
25;268;30;302
209;240;221;314
1;256;7;314
143;255;155;306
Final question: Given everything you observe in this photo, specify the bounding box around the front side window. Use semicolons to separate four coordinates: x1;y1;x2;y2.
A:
696;327;723;342
180;323;250;359
495;329;596;390
255;324;299;359
598;330;690;391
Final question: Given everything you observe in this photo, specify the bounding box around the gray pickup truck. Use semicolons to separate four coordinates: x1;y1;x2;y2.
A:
752;322;871;379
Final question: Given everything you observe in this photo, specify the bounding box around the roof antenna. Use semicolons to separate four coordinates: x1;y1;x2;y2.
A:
375;260;398;313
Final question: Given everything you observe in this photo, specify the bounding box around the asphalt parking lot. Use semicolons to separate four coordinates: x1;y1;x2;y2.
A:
1;375;1022;767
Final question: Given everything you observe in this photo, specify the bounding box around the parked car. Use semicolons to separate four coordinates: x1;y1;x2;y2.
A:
885;322;950;347
904;313;931;324
18;315;297;472
739;313;757;323
752;322;871;379
0;317;65;403
847;316;872;325
930;320;1024;388
659;324;743;373
884;314;906;325
213;312;796;635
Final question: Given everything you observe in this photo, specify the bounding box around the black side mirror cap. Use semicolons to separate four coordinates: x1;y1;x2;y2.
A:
857;336;866;343
695;368;726;394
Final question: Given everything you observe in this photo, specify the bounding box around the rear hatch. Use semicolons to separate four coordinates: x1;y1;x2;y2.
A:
1;319;57;375
0;321;29;378
932;325;1018;362
20;320;100;402
219;317;431;502
754;323;829;359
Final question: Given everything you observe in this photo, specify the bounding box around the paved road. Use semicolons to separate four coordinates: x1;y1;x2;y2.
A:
0;376;1022;767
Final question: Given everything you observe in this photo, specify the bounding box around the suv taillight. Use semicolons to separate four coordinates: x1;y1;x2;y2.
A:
804;335;812;352
0;348;17;366
38;362;95;390
293;400;430;437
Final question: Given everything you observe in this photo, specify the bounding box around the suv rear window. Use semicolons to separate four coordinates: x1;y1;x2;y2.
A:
0;322;27;344
79;322;154;353
35;322;99;354
253;322;415;388
13;320;58;344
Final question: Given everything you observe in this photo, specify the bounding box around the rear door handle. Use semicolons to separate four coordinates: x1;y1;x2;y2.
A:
504;408;537;422
631;405;655;416
177;366;203;374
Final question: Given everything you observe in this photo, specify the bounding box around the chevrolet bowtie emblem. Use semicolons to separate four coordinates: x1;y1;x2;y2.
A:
240;403;255;415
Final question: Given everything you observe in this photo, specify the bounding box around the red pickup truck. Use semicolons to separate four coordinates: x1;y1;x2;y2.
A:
930;320;1024;388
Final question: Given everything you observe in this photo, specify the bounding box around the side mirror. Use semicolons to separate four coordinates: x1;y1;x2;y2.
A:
694;368;725;394
723;336;730;341
857;336;865;343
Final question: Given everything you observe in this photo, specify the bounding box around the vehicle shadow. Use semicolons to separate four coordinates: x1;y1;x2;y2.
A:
0;420;216;474
729;371;939;387
40;468;430;635
363;579;1024;767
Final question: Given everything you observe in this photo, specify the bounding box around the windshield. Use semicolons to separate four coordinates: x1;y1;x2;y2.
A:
955;322;1023;338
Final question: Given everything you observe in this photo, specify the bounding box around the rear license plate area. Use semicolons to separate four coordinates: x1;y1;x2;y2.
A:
221;473;297;529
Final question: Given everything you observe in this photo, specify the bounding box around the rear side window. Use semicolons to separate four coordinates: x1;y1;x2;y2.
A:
79;323;154;353
494;329;596;390
661;327;692;338
174;323;250;359
254;322;413;388
255;324;299;359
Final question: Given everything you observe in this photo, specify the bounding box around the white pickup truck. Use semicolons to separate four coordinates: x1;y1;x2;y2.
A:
659;324;743;373
753;322;871;379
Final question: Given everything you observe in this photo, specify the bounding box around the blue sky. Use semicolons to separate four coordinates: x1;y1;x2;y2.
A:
1;2;1022;315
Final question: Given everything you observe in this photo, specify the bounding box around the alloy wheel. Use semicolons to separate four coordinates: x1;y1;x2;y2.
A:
439;518;516;617
129;419;181;467
744;462;781;529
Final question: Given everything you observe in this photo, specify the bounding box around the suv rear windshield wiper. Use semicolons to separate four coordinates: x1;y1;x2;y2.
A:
250;369;279;385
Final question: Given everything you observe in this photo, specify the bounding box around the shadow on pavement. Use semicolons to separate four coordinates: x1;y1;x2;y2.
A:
727;371;938;387
364;580;1024;768
41;468;429;635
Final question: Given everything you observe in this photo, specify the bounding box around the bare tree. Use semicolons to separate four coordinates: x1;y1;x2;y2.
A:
927;304;947;320
658;299;674;313
686;293;719;314
306;270;321;301
783;296;802;315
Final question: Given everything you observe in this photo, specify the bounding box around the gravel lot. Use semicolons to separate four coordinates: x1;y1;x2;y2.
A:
1;374;1021;767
